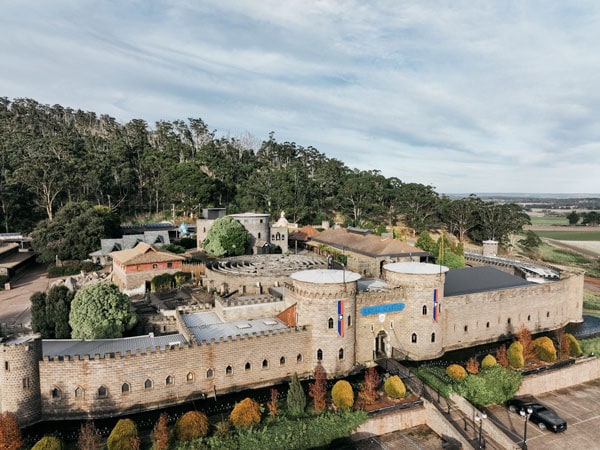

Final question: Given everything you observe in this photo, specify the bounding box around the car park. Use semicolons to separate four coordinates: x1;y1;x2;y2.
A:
506;397;567;433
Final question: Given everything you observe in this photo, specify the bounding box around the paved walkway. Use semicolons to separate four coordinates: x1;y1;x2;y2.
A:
0;264;48;332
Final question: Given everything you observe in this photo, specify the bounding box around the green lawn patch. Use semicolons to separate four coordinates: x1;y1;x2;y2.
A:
580;337;600;356
534;230;600;241
529;216;569;226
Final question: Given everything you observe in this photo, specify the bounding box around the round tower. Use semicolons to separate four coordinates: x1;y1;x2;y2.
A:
0;335;42;426
288;269;361;377
383;262;448;360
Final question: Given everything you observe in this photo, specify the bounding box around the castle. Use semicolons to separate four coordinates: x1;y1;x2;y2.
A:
0;255;583;426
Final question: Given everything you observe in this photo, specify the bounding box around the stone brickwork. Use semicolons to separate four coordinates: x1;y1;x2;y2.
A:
442;272;583;353
215;296;284;322
0;336;42;426
38;328;313;420
285;275;358;377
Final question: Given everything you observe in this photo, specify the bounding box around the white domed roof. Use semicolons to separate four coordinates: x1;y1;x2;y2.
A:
384;262;448;275
290;269;361;284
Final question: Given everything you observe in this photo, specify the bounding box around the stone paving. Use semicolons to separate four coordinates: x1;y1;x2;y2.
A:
0;263;47;332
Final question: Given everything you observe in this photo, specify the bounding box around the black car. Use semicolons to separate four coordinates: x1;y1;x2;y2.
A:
506;397;567;433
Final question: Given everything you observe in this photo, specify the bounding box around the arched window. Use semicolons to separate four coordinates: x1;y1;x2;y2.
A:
75;386;84;398
507;318;511;325
187;371;195;382
431;333;436;343
546;311;550;318
144;379;153;389
258;232;261;239
328;317;334;329
422;305;427;315
280;356;286;365
486;321;490;328
51;387;61;399
152;263;158;269
297;353;303;363
206;369;213;379
411;333;417;343
262;359;269;369
527;315;531;321
121;383;130;394
339;348;344;360
226;365;233;375
245;362;251;372
464;325;468;332
98;385;108;397
166;375;174;385
348;315;352;327
317;349;323;361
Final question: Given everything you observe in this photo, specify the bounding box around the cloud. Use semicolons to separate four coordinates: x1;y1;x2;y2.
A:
1;1;599;193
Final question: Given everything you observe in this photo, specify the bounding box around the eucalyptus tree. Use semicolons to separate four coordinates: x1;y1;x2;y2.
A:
441;194;482;242
394;182;441;232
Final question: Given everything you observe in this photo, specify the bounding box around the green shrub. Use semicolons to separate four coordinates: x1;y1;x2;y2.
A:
286;373;306;417
533;336;557;362
151;273;174;292
383;375;406;399
81;261;100;272
178;237;197;249
47;263;82;278
565;333;583;357
174;410;209;441
414;367;454;397
107;419;139;450
445;364;467;381
481;354;497;368
331;380;354;409
174;271;192;287
163;244;186;254
31;436;65;450
508;341;524;368
455;365;522;406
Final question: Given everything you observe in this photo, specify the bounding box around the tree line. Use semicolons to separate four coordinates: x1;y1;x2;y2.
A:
1;97;529;245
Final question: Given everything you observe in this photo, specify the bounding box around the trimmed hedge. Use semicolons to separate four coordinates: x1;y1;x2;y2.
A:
230;398;262;428
331;380;354;409
481;354;497;368
151;273;174;292
533;336;557;362
107;419;139;450
508;341;524;368
445;364;467;381
455;365;522;406
175;410;209;441
383;375;406;399
565;333;583;357
31;436;64;450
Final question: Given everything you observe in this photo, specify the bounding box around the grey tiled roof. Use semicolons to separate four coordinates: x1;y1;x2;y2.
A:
42;334;188;359
444;265;533;297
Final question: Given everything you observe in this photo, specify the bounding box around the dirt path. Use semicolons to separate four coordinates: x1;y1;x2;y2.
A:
0;264;48;331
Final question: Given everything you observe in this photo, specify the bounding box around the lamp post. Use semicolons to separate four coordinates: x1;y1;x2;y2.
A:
519;406;534;450
474;412;487;449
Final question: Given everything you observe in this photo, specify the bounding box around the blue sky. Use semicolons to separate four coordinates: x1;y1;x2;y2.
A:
2;1;600;194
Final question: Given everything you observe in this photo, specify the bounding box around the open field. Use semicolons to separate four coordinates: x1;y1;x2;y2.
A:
534;230;600;241
528;215;569;226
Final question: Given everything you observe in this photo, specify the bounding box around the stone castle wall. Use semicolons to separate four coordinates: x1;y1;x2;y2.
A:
441;272;583;353
38;328;313;420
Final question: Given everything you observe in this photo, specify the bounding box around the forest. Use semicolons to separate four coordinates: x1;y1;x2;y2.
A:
0;97;529;245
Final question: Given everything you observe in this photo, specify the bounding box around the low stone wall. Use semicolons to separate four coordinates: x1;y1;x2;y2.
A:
351;405;427;439
518;356;600;396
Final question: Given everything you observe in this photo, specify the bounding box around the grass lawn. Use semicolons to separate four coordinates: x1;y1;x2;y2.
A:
534;230;600;241
529;215;569;226
536;242;593;265
584;291;600;311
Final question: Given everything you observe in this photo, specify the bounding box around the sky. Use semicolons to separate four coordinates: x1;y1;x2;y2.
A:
1;1;600;195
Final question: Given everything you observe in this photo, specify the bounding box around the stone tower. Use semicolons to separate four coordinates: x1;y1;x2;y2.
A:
382;262;449;360
286;269;361;376
0;335;42;426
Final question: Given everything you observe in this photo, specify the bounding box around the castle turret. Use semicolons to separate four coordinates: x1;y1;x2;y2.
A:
0;335;42;426
383;262;449;360
287;269;361;377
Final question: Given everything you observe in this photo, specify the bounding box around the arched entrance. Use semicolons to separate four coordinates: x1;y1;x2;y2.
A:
375;330;388;358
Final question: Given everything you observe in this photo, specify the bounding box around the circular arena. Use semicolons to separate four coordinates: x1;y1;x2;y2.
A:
203;254;328;294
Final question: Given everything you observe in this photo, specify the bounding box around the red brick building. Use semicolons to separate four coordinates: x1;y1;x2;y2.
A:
109;243;185;294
